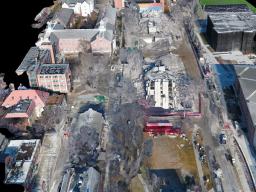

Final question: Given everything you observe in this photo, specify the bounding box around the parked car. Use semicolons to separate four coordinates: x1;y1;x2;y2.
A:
234;121;240;129
219;133;227;144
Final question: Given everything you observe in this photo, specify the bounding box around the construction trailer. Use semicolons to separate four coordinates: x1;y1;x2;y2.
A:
144;121;181;135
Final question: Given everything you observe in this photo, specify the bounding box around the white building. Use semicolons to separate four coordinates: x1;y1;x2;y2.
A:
145;66;177;109
62;0;95;17
2;140;41;191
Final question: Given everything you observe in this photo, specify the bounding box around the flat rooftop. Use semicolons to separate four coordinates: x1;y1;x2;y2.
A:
4;139;40;184
234;65;256;126
205;4;251;13
9;99;32;114
16;47;50;75
53;8;74;27
39;64;69;75
208;12;256;33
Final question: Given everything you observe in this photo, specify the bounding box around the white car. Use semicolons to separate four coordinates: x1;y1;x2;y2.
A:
234;121;240;129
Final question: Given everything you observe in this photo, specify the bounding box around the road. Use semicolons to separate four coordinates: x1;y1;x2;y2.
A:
197;97;242;192
49;104;79;192
184;17;246;191
50;129;70;192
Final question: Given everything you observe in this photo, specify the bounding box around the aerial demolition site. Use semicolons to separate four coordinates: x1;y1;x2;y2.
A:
2;0;256;191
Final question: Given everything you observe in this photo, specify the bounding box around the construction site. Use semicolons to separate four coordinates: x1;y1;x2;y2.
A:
19;0;256;191
4;0;252;191
52;1;205;191
113;1;209;191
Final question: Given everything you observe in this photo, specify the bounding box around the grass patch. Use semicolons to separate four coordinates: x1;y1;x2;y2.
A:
199;0;256;13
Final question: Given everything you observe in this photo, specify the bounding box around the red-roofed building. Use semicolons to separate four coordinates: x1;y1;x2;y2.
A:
4;99;35;119
2;90;49;118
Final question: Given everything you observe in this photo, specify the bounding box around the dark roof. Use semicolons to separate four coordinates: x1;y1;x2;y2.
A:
234;65;256;125
39;64;69;75
53;8;74;27
9;99;33;114
16;47;51;75
135;0;160;3
62;0;84;5
208;12;256;33
204;4;251;13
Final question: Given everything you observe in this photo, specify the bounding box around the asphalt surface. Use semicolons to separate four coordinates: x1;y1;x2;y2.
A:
197;97;242;192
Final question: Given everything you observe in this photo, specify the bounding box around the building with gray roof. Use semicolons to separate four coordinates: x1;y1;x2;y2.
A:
36;5;116;55
16;47;52;76
50;29;98;41
206;12;256;53
103;5;116;26
90;6;117;53
234;65;256;148
52;8;74;28
204;4;251;13
61;0;84;5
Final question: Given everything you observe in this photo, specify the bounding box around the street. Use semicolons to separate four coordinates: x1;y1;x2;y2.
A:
196;95;242;192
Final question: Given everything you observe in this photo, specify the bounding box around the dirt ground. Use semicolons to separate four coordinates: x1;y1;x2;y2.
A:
129;176;144;192
148;136;180;169
174;39;201;82
144;134;199;183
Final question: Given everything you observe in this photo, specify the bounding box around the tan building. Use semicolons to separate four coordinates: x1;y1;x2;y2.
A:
37;64;71;93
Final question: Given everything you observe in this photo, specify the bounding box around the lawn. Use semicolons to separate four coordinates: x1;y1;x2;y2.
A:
199;0;256;12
